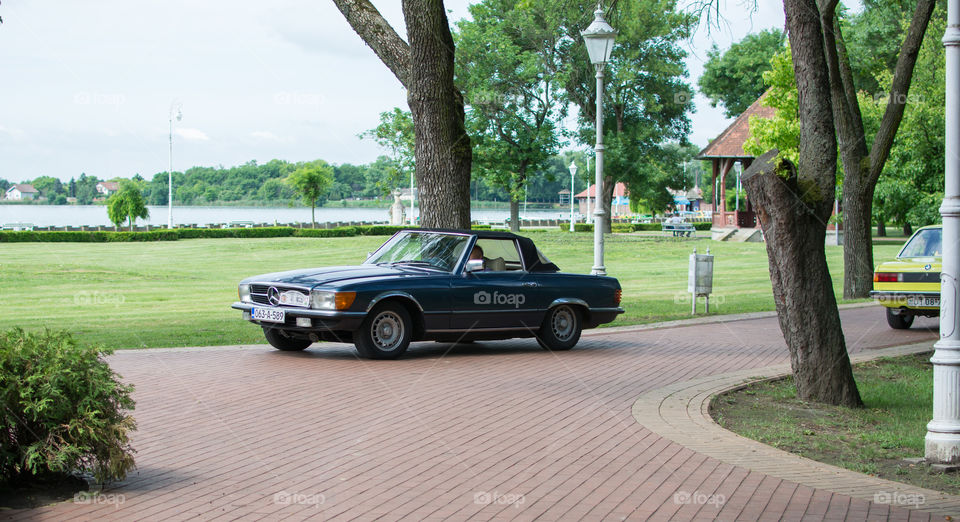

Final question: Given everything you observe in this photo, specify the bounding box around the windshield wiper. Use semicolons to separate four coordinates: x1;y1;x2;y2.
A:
387;260;444;270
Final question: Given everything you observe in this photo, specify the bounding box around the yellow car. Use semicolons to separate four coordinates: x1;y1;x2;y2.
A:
871;225;942;329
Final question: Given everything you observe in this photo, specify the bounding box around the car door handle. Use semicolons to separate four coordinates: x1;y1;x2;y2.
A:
521;282;539;288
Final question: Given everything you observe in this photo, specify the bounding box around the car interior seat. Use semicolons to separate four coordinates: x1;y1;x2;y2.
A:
487;257;506;272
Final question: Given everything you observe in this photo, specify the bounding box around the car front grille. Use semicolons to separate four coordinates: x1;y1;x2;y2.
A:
249;284;309;306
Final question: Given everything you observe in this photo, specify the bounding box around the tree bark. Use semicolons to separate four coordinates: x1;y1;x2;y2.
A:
601;175;614;233
823;0;936;298
744;151;863;407
402;0;472;229
331;0;411;88
877;217;886;237
509;198;520;232
332;0;472;229
744;0;863;407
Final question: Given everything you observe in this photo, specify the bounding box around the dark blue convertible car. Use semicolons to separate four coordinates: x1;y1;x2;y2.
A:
231;229;623;359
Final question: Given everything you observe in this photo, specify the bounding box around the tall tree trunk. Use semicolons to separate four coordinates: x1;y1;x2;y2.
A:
877;216;886;237
332;0;471;229
601;175;614;234
509;198;520;232
311;204;316;227
823;0;936;298
744;153;863;407
904;222;913;236
746;0;863;407
402;0;471;229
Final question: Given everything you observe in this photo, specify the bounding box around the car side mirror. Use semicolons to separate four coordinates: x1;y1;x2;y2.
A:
464;259;483;273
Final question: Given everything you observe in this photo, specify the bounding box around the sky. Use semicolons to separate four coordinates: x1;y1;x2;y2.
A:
0;0;787;183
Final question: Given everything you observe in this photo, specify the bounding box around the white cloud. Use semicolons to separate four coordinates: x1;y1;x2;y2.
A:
176;128;210;142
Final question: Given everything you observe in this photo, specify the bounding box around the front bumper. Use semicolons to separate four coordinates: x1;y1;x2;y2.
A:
870;291;941;309
231;302;366;331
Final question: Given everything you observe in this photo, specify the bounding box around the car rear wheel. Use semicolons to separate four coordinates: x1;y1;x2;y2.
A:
537;305;582;351
355;303;412;359
886;308;915;330
263;327;312;351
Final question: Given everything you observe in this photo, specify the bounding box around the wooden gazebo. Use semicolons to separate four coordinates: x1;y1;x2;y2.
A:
696;94;775;229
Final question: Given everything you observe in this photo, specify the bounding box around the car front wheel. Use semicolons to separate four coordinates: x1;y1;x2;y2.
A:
263;327;312;351
537;305;582;351
886;308;915;330
355;303;413;359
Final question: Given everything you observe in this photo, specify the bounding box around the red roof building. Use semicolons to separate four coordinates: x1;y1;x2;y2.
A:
696;93;775;229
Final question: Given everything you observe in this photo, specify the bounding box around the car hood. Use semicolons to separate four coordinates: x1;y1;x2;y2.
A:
240;264;443;288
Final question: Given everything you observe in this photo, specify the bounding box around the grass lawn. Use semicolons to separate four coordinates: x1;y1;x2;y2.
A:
711;352;960;495
0;231;903;349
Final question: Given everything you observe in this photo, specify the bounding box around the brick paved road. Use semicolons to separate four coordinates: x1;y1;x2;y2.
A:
9;307;942;521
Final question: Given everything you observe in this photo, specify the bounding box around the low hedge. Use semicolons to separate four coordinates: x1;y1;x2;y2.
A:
559;222;713;233
0;225;412;243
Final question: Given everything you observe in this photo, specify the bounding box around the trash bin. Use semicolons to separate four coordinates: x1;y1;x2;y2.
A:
688;248;714;314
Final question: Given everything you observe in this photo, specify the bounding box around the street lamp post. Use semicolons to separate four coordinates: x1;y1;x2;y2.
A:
585;156;593;224
168;102;182;229
926;0;960;466
581;3;616;276
569;161;578;232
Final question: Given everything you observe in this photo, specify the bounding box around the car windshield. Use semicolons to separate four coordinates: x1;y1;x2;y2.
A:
900;228;942;258
365;231;470;272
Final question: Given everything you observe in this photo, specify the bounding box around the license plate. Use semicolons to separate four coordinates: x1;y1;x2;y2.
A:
908;296;940;307
252;307;285;323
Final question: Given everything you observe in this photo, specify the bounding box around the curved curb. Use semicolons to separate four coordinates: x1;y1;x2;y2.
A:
631;341;960;518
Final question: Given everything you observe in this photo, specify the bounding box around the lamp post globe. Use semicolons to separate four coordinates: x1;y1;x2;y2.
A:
581;4;616;276
569;161;578;232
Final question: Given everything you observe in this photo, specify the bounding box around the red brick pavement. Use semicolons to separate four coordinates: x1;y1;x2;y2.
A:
7;307;943;521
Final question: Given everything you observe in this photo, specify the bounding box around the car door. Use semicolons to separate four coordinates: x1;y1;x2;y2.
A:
449;238;544;331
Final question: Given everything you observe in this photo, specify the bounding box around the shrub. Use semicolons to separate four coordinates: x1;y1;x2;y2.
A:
356;225;410;236
557;222;594;232
0;329;136;484
294;227;359;238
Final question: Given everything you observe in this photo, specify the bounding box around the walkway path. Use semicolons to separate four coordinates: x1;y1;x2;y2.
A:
8;307;947;521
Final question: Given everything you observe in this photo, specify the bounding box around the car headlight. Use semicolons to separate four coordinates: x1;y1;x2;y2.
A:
311;290;356;310
239;284;252;303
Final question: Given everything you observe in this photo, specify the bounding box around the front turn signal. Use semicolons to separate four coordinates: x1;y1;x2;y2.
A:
335;292;357;310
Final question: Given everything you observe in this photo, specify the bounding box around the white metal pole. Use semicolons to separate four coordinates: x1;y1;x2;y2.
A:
569;166;576;232
168;111;174;229
592;64;607;276
586;156;592;224
927;0;960;465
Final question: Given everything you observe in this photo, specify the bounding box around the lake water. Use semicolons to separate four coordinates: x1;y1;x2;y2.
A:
0;205;567;227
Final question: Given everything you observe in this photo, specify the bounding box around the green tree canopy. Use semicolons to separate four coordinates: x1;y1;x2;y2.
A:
106;180;149;231
286;160;334;226
698;28;785;118
359;108;415;197
743;47;800;166
456;0;567;231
